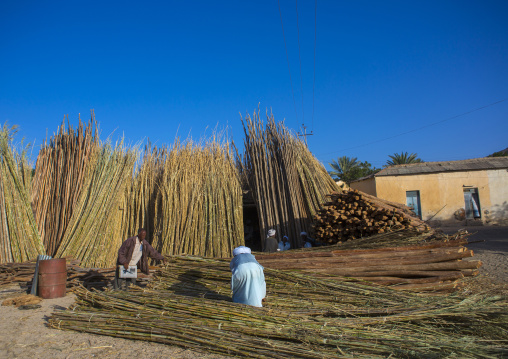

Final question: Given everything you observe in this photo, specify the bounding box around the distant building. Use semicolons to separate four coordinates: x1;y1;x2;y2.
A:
350;157;508;226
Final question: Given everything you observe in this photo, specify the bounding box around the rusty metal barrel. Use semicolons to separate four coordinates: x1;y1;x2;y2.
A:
38;258;67;299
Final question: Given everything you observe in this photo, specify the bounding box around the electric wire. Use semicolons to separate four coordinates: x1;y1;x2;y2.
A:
278;0;299;123
319;97;508;156
295;0;305;124
312;0;317;131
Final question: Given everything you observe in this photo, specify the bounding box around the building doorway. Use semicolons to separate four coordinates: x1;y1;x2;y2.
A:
406;190;422;219
463;188;481;219
243;205;261;251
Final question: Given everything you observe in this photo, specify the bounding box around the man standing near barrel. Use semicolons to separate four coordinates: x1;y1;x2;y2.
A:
114;228;166;290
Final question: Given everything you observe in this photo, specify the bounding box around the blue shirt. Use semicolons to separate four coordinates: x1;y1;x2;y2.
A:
230;253;266;307
278;241;290;251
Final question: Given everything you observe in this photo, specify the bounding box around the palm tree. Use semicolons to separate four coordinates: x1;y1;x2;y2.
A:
328;156;359;184
386;152;423;166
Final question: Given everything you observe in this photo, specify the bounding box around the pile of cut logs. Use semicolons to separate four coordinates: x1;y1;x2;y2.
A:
313;190;430;244
257;233;481;292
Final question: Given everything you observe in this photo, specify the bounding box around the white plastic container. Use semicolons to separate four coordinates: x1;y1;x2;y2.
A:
118;265;137;279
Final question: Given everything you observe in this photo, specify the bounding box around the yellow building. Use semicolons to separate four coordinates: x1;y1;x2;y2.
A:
350;157;508;226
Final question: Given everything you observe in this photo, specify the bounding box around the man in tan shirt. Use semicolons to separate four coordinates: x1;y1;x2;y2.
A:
264;229;279;253
114;228;165;290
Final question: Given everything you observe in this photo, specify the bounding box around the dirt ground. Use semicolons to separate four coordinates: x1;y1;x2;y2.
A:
440;225;508;285
1;225;506;359
0;289;226;359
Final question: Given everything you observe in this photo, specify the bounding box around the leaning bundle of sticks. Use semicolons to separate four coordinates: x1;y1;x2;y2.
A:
2;114;245;266
0;124;44;264
238;110;339;250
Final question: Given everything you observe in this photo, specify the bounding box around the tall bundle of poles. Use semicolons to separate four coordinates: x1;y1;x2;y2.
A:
31;116;98;256
239;111;338;249
23;117;243;266
120;144;166;242
0;171;10;263
55;140;138;267
0;124;44;263
152;136;243;257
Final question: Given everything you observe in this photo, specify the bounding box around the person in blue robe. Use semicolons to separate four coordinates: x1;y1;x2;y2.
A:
278;236;291;251
230;246;266;307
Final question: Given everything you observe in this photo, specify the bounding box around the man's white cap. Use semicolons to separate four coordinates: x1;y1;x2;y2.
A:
233;246;251;256
300;231;307;236
268;229;276;237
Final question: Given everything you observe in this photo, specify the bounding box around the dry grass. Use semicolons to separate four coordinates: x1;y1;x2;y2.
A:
1;294;42;307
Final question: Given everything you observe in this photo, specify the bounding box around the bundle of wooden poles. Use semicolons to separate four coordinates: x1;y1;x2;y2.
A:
53;138;138;268
0;123;44;264
2;115;244;267
121;135;244;258
313;189;429;244
31;116;99;256
152;137;244;257
49;256;508;358
13;113;139;268
256;229;481;292
119;143;166;242
238;110;338;250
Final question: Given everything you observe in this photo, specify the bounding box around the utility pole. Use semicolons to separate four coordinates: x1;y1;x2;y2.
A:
297;124;313;146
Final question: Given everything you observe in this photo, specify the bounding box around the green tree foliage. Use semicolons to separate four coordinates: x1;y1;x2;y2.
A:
356;160;380;178
488;148;508;157
328;156;380;185
386;152;423;166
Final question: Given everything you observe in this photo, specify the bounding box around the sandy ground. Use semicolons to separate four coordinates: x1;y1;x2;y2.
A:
440;225;508;285
1;226;506;358
0;288;226;359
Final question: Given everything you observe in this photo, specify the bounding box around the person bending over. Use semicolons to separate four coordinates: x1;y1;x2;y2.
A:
230;246;266;307
114;228;165;290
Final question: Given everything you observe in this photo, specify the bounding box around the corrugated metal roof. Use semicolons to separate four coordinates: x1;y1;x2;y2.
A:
352;173;376;182
374;157;508;177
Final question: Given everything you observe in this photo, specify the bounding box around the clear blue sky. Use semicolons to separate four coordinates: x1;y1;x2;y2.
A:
1;0;507;169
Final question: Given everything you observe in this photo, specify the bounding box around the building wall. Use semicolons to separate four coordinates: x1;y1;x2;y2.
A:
486;169;508;225
373;169;508;225
349;177;376;196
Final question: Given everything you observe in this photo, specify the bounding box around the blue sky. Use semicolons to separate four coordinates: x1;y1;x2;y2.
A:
1;0;507;169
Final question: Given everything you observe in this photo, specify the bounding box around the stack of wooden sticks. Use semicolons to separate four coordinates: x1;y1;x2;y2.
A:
257;232;480;292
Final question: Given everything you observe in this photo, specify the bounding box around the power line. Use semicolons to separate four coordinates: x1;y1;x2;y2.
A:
277;0;298;123
319;97;508;156
312;0;317;131
295;0;305;124
297;124;313;145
